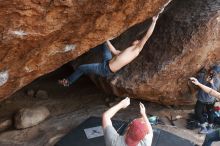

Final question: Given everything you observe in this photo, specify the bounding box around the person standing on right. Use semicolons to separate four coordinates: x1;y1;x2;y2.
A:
190;76;220;146
191;71;218;134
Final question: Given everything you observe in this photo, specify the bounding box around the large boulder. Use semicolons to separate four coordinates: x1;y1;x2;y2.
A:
73;0;220;105
0;0;168;100
14;106;50;129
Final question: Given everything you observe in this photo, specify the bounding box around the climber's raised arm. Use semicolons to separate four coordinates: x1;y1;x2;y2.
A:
136;15;159;49
136;0;172;49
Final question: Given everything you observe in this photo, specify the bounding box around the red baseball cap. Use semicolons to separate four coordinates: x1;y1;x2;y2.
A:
125;118;148;146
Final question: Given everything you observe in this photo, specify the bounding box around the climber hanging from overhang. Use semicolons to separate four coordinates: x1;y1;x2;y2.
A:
58;0;172;87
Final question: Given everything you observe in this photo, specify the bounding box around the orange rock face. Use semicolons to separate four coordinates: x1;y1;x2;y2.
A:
73;0;220;105
0;0;168;100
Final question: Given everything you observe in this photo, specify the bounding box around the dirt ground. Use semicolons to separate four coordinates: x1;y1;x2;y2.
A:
0;71;219;146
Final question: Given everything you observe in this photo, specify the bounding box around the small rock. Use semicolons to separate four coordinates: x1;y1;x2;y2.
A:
0;118;12;132
26;89;35;97
35;90;49;99
48;134;65;145
176;115;183;119
14;106;50;129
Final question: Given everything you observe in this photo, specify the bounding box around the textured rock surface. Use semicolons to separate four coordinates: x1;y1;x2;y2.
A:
73;0;220;105
0;0;168;100
14;106;50;129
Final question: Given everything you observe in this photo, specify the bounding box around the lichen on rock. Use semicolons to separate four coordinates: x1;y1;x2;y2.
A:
0;70;9;87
